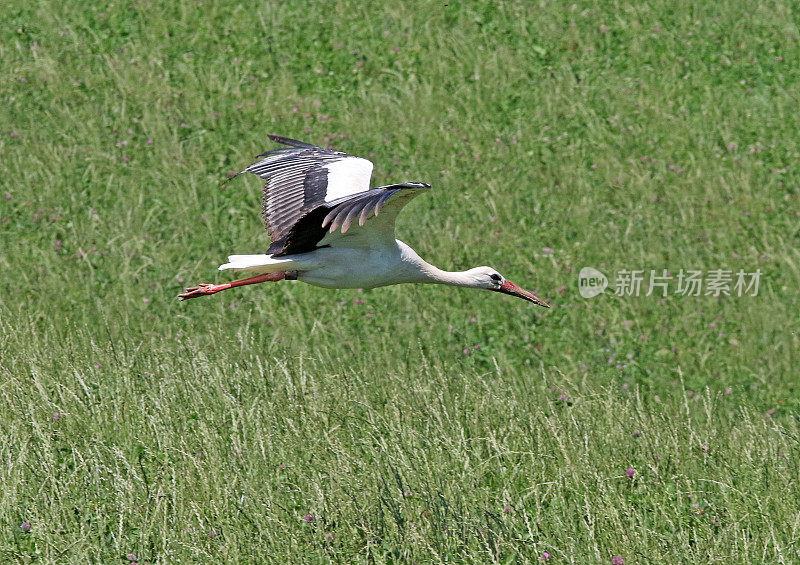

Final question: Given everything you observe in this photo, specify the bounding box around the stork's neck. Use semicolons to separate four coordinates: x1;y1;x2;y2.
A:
397;240;480;288
421;265;480;287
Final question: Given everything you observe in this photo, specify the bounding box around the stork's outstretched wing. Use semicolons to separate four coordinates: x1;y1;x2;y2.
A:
240;135;429;256
316;182;431;250
240;134;374;245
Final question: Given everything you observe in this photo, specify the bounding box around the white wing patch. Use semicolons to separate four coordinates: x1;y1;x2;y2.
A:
323;158;374;202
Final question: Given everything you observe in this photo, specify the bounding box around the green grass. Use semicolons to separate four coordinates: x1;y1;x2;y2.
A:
2;0;800;562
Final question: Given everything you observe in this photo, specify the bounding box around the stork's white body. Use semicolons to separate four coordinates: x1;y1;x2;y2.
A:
220;240;463;290
179;135;548;307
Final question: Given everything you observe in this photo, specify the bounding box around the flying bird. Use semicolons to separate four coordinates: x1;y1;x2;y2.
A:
178;135;548;307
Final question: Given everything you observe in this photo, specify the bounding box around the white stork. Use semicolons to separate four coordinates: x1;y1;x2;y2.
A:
178;135;548;307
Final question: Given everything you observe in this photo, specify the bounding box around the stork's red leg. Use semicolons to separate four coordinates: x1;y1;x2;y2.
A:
178;272;286;301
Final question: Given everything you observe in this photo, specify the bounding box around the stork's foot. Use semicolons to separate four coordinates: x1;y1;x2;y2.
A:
178;282;230;301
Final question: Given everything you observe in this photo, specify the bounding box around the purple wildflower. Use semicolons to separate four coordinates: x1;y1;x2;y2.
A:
303;514;315;523
612;558;624;565
626;467;635;478
540;552;551;561
20;521;31;532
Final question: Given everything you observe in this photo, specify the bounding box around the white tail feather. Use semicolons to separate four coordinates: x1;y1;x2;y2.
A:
218;254;293;273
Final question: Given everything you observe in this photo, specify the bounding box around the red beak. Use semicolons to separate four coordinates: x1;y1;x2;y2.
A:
492;280;549;308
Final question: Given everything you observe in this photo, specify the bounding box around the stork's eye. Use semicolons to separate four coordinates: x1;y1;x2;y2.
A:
489;273;502;282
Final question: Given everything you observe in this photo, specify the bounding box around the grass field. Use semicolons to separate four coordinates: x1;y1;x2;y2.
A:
2;1;800;562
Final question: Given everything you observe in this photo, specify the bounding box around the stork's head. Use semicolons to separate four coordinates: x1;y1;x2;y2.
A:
466;266;549;307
